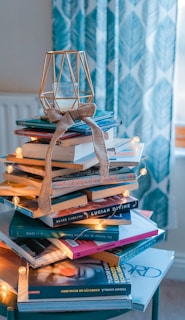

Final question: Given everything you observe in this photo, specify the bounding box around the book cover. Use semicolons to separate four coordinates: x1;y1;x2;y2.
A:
9;211;121;241
50;210;158;260
90;228;166;266
124;248;174;311
0;209;67;268
5;152;99;170
21;140;95;162
0;192;88;219
83;181;138;201
39;195;138;227
18;257;132;300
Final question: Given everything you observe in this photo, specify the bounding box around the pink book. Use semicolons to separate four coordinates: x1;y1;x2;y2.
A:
50;210;159;259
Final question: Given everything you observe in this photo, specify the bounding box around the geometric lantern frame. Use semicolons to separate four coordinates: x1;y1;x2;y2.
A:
39;50;94;114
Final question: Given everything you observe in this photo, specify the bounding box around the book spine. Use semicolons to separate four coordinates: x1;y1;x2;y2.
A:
51;200;138;227
9;227;119;241
29;283;131;299
2;198;35;218
52;173;136;188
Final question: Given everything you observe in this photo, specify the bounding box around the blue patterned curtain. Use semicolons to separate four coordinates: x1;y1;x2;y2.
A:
52;0;177;228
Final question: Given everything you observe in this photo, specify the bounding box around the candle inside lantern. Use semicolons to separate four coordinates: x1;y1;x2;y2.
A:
53;82;78;111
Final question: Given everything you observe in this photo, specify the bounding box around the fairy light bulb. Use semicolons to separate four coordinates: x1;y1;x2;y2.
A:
123;190;130;197
12;196;20;208
140;167;147;176
19;266;27;275
132;136;140;143
30;137;37;141
15;147;23;158
6;165;14;174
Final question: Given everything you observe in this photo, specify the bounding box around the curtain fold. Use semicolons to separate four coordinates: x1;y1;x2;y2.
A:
52;0;177;228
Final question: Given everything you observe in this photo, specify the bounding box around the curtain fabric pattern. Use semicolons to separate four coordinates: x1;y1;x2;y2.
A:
52;0;177;228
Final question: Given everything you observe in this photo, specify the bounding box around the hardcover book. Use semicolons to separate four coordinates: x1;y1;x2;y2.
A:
9;210;122;241
50;210;158;260
0;209;67;268
90;227;166;266
39;195;138;227
0;192;88;219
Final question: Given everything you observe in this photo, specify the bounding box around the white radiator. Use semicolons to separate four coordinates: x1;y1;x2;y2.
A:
0;93;41;156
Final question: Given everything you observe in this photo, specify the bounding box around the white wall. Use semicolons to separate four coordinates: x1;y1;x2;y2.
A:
0;0;52;93
0;1;184;280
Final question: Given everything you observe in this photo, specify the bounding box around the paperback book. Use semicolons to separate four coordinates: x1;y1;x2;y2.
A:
0;192;88;219
9;210;123;241
50;210;159;260
73;211;131;226
0;209;67;268
124;248;174;311
90;227;166;266
17;257;132;312
39;195;138;227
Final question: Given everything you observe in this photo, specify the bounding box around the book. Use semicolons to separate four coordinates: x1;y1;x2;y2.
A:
14;127;114;146
5;152;99;170
73;211;132;226
90;227;166;266
3;166;137;192
0;209;67;268
124;248;174;311
0;245;26;308
21;140;95;162
108;142;145;167
9;210;122;241
15;116;121;134
51;166;137;189
0;180;39;197
49;210;159;260
17;257;132;312
16;109;113;130
83;181;138;201
0;192;88;219
39;195;138;227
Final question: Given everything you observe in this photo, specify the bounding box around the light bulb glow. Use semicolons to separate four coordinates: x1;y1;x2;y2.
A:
123;190;130;197
6;165;14;174
15;147;23;158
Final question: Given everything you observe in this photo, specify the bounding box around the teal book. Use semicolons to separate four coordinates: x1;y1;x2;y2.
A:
9;211;121;241
124;248;174;311
90;227;166;265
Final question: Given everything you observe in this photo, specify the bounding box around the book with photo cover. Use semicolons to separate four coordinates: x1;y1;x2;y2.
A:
18;256;132;299
9;210;123;241
0;209;67;268
50;210;158;260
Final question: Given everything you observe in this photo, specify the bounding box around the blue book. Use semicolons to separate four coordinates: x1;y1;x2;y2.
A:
90;228;166;265
9;211;120;241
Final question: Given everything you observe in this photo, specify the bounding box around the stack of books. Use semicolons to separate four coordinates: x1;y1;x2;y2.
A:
0;110;166;312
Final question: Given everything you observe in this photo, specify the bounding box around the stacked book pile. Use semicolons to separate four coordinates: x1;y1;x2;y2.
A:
0;110;166;313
